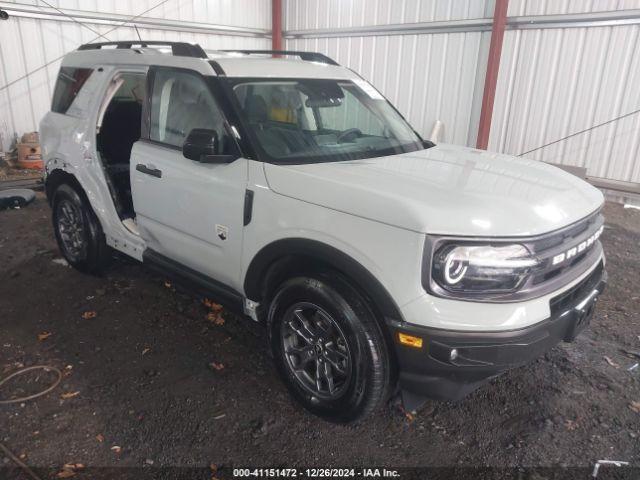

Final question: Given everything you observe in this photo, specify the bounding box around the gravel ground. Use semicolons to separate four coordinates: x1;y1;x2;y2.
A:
0;194;639;478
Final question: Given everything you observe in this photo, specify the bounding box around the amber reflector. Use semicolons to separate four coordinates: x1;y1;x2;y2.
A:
397;332;423;348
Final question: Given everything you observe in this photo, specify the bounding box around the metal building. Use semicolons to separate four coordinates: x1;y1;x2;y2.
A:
284;0;640;191
0;0;271;151
1;0;639;191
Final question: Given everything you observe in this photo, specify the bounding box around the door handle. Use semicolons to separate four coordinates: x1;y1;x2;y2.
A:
136;163;162;178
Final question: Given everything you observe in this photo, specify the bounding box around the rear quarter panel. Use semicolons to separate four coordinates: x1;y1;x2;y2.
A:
40;65;145;260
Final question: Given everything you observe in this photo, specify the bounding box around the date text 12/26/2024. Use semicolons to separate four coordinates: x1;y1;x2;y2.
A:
233;468;400;478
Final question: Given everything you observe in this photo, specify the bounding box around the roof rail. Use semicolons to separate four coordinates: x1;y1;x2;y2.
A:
220;49;339;66
77;41;208;58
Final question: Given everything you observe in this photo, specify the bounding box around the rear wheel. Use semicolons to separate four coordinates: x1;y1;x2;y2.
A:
52;184;111;274
269;273;391;423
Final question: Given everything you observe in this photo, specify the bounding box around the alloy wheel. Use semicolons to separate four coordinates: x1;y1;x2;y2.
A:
56;199;87;262
281;302;353;400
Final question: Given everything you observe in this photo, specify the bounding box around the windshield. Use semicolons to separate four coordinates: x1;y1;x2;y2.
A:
229;78;424;163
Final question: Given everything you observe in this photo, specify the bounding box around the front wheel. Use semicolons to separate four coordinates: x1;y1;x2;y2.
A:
269;273;392;423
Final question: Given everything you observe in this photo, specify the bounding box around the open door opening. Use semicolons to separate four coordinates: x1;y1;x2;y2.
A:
96;72;145;222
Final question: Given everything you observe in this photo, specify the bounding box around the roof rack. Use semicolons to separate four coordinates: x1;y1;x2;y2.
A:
220;50;339;66
77;41;208;59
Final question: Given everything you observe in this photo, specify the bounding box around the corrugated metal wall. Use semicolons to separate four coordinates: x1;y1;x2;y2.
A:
508;0;640;15
3;0;639;184
285;0;640;185
285;0;493;147
0;0;271;150
285;0;491;27
490;0;640;183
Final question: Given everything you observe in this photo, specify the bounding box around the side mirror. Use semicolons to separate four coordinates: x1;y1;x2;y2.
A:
183;128;236;163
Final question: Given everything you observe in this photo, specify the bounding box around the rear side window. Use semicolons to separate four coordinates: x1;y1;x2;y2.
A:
51;67;93;114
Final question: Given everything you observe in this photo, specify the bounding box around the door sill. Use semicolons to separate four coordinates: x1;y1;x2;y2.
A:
142;248;244;315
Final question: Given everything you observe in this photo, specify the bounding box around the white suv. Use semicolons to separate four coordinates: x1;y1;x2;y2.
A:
41;41;607;423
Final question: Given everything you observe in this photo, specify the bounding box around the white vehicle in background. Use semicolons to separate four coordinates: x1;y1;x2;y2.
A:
41;41;606;423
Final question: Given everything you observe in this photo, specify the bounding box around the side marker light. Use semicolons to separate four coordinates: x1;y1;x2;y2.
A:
398;332;423;349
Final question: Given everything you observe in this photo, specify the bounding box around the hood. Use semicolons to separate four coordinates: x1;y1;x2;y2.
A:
263;144;604;237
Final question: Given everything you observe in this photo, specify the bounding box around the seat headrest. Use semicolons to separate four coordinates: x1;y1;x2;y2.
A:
245;95;268;123
272;88;302;110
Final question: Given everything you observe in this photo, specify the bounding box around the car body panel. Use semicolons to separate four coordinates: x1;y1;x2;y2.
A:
41;64;146;260
60;49;215;76
131;141;248;290
61;49;359;80
263;143;604;237
41;47;606;337
210;55;358;79
240;160;426;310
243;162;605;332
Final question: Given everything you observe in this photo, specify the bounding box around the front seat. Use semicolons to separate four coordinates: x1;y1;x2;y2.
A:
244;94;290;158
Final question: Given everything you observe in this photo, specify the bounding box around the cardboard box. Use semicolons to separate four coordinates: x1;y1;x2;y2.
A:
17;142;43;169
21;131;39;144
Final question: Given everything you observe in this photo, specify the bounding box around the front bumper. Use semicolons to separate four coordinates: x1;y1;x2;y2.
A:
392;262;607;403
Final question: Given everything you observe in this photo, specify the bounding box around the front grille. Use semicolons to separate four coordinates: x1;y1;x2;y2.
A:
531;248;591;285
529;211;603;285
531;211;596;253
550;261;604;315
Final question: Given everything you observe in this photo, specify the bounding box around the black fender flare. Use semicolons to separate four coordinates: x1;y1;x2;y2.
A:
243;238;404;324
45;168;80;205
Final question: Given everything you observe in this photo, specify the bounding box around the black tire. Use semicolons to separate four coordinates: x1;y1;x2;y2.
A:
52;183;111;274
268;272;392;423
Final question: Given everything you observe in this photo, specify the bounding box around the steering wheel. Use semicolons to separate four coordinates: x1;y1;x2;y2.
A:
337;128;362;143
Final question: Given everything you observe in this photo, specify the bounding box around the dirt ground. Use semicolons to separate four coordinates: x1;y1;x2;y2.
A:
1;192;639;477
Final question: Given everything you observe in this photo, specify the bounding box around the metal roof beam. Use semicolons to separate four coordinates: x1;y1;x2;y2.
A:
284;9;640;38
509;9;640;30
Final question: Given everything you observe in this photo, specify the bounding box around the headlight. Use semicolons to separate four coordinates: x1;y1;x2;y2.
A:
432;243;538;294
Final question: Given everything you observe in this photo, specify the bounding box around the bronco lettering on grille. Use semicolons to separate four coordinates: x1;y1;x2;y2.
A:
551;225;604;266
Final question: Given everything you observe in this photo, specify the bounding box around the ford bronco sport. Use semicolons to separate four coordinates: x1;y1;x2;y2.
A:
41;41;606;423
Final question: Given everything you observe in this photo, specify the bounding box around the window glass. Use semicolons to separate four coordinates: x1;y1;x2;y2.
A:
51;67;93;114
150;69;230;151
320;88;384;136
237;82;318;128
112;74;145;103
232;79;422;163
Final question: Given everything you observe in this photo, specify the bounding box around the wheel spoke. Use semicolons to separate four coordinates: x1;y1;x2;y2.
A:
313;310;334;336
62;203;74;223
287;321;313;344
323;361;335;394
291;361;312;372
323;353;346;376
285;345;314;369
285;344;312;356
292;310;318;342
324;345;348;362
315;360;323;391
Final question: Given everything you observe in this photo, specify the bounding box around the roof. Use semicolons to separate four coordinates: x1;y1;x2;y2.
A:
208;53;357;80
62;48;215;76
62;42;357;80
